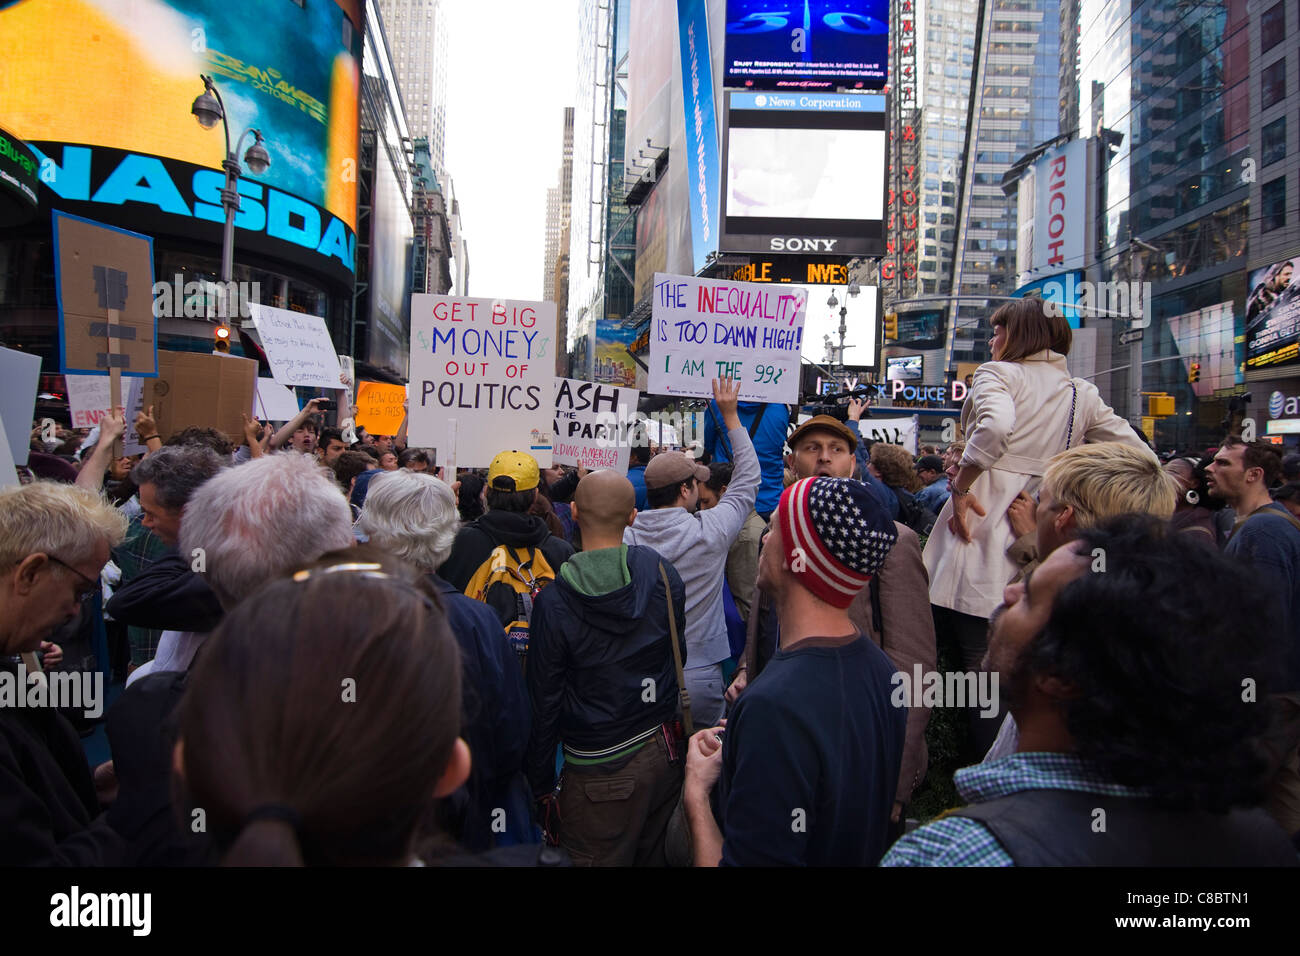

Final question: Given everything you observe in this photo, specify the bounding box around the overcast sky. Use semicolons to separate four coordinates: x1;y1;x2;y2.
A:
442;0;579;301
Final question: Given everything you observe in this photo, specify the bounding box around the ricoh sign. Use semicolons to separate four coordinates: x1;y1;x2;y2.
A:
1017;139;1087;282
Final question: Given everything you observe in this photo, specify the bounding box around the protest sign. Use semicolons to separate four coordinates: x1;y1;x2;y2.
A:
409;295;556;468
355;381;407;435
53;212;157;378
649;272;806;403
120;377;148;456
553;378;641;472
253;378;302;422
0;346;42;468
249;303;347;390
858;416;919;455
143;351;258;448
65;374;113;428
0;416;17;487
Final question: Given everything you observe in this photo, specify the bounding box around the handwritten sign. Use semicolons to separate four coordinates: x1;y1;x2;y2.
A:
408;295;556;468
65;374;113;428
355;381;407;435
254;378;303;422
553;378;641;473
649;272;806;402
859;416;920;455
249;303;346;389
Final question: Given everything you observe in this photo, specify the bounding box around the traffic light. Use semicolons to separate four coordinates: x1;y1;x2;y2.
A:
1188;361;1200;384
883;312;898;342
213;324;231;353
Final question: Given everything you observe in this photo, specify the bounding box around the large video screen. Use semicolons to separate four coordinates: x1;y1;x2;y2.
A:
1246;257;1300;371
720;91;886;257
724;0;888;91
797;282;879;369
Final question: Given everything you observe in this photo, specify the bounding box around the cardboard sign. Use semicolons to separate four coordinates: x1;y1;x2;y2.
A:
0;346;41;468
649;272;806;402
53;212;157;377
409;295;556;468
249;303;347;389
253;378;302;422
143;351;258;448
355;381;407;435
553;378;641;473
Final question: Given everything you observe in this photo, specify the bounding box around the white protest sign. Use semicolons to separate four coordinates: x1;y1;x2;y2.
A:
649;272;806;403
553;378;641;473
858;416;920;455
120;377;148;456
65;374;113;428
254;378;303;422
249;303;346;389
409;295;556;469
0;346;42;468
0;415;17;487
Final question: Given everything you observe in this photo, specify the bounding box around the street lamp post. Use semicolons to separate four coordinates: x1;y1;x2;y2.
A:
826;280;861;375
191;74;271;301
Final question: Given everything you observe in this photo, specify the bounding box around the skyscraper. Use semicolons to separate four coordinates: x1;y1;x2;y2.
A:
376;0;450;169
543;107;575;301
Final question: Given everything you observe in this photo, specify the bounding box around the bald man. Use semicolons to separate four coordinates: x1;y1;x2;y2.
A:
524;469;689;866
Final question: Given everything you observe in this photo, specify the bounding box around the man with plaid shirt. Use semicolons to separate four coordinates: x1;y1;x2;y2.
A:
883;517;1297;867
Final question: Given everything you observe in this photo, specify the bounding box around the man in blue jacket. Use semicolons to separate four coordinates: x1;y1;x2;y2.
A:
526;470;688;865
704;399;788;520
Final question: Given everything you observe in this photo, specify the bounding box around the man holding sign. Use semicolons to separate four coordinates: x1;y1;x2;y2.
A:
622;378;759;727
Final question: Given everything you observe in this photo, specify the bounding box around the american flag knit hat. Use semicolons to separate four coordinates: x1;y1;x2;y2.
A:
775;477;898;608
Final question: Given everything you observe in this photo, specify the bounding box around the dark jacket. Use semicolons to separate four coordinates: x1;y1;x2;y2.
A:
105;552;224;633
524;545;686;798
428;576;535;850
0;659;124;864
440;509;575;592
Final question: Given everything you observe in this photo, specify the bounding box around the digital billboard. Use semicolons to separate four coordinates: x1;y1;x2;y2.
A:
886;355;923;381
797;282;879;369
723;0;888;91
0;0;361;284
1246;257;1300;371
720;91;886;258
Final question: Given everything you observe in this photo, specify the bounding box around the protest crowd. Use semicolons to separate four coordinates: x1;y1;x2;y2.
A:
6;296;1300;868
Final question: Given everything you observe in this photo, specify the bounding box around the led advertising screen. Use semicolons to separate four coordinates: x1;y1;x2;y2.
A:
0;0;361;285
1246;257;1300;371
798;282;879;369
720;91;886;258
723;0;888;91
886;355;923;381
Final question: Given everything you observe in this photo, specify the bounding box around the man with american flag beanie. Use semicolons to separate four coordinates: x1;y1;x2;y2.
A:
681;477;906;866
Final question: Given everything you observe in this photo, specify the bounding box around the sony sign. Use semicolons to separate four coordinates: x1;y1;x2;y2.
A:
770;238;840;252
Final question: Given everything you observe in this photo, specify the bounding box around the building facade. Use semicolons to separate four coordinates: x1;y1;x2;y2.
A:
376;0;450;170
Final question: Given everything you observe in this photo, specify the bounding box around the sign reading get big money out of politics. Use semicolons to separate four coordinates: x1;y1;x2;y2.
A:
408;295;556;469
649;272;806;403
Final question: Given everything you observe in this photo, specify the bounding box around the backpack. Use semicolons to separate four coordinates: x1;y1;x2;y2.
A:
464;544;557;673
893;486;937;544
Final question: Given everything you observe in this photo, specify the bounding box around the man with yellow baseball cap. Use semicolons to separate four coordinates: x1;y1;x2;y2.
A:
440;449;574;591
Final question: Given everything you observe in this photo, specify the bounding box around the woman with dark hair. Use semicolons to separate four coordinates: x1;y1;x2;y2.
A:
1164;456;1223;546
923;296;1152;757
457;472;486;525
175;555;471;866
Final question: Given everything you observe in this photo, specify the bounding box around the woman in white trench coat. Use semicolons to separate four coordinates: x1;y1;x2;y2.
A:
923;297;1153;756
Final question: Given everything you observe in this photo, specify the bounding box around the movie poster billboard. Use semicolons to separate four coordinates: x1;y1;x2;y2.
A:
1246;258;1300;371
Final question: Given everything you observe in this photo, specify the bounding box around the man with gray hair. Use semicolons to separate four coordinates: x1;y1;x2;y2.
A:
127;452;355;685
0;482;128;864
107;445;227;669
357;469;533;850
104;452;356;864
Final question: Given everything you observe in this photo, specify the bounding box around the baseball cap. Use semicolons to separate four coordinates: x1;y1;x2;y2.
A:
488;450;540;492
643;451;710;490
786;415;857;453
916;455;945;473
